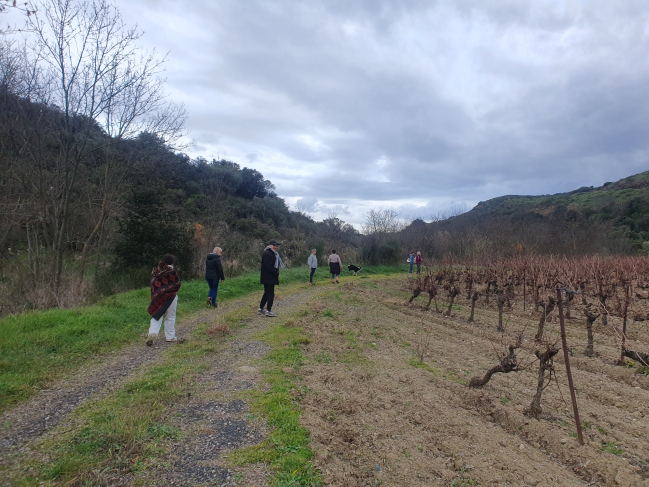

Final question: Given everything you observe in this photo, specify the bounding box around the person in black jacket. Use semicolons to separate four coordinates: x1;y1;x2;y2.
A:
259;239;284;317
205;247;225;307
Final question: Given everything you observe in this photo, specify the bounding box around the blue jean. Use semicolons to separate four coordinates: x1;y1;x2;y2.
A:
309;267;316;283
207;279;219;305
409;263;413;274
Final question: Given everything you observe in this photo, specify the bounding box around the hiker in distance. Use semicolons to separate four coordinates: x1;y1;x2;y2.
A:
205;246;225;307
147;254;182;346
328;249;342;284
308;248;318;285
259;239;285;317
416;251;422;274
408;250;414;274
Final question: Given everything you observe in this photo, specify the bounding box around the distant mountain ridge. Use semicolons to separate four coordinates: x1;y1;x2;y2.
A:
436;170;649;254
468;170;649;219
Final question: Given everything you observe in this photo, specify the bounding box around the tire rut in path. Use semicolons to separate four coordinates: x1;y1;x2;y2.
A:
0;307;217;451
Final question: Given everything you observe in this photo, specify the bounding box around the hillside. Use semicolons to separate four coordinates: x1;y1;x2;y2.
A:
469;170;649;219
443;170;649;255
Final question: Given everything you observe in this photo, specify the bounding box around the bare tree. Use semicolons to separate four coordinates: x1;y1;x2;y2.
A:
362;207;404;235
12;0;188;286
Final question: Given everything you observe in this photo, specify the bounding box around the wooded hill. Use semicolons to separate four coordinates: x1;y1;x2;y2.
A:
399;170;649;260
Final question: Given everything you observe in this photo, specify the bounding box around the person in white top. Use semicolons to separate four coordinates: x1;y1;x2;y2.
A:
307;249;318;285
328;249;342;284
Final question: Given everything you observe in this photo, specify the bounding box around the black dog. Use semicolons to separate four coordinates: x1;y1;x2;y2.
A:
348;264;362;276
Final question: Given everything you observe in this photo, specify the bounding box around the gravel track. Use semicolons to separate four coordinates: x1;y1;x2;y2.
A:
0;283;326;486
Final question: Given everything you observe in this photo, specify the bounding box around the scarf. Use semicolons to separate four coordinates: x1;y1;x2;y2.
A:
265;246;286;269
148;265;181;320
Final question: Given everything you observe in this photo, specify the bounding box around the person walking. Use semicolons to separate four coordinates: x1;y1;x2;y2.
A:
147;255;182;346
307;249;318;285
328;249;342;283
415;251;422;274
205;247;225;307
408;251;414;274
259;239;285;317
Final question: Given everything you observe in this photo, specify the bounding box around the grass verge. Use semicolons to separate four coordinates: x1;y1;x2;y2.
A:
228;307;323;487
0;265;407;412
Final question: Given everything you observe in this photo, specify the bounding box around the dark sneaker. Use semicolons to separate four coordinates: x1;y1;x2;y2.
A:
258;308;265;315
212;302;218;308
207;297;212;307
146;333;157;346
166;337;184;343
265;311;276;317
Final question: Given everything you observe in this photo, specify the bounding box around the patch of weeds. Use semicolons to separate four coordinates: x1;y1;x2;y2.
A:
597;427;607;434
322;310;334;319
339;348;369;365
229;317;322;486
581;421;592;430
408;357;439;374
207;321;231;336
344;331;358;347
500;397;511;405
637;365;649;376
313;352;331;364
443;371;466;386
223;307;254;328
148;423;180;439
601;442;623;455
451;478;477;486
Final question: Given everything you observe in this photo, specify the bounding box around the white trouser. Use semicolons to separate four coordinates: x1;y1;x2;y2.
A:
148;295;177;340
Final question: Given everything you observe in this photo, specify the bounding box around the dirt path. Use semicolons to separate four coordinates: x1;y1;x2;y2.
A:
0;284;328;486
143;287;327;486
0;308;216;452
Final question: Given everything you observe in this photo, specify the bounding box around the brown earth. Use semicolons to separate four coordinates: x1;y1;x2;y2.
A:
294;277;649;486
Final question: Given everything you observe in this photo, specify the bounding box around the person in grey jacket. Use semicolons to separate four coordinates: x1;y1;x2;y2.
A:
205;247;225;307
307;249;318;285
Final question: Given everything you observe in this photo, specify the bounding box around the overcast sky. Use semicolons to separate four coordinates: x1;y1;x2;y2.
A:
20;1;649;226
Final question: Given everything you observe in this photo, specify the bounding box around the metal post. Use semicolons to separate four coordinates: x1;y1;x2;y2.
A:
556;287;584;446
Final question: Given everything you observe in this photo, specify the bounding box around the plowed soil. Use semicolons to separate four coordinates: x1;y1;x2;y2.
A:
296;278;649;486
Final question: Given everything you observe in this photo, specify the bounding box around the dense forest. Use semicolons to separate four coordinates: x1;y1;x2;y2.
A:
2;0;649;317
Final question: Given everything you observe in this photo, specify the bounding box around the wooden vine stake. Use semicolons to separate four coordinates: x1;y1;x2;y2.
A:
618;285;629;366
556;288;584;446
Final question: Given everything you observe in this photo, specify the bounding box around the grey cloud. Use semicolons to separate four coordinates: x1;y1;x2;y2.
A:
117;0;649;224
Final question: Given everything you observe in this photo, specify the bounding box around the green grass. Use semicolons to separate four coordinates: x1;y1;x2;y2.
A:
0;265;406;412
228;310;323;486
601;441;623;456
